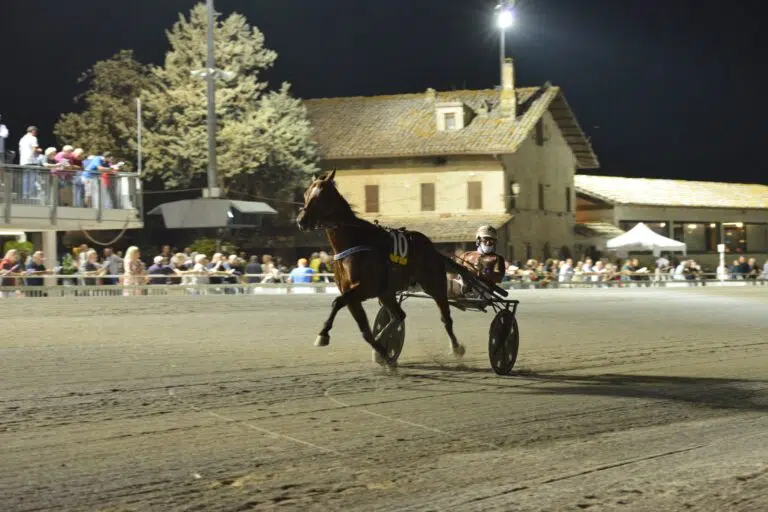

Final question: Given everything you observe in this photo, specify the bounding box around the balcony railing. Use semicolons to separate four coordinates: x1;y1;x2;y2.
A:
0;164;142;223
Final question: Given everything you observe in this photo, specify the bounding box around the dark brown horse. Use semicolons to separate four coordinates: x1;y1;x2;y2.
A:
296;170;473;366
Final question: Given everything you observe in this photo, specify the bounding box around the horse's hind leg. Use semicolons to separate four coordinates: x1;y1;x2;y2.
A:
420;274;465;358
315;295;347;347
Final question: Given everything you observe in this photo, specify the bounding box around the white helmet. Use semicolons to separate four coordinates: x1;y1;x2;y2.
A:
475;225;498;240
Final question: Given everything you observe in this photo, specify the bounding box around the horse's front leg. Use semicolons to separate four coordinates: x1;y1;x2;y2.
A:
315;294;348;347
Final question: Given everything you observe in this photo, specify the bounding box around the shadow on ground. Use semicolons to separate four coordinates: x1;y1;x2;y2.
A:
398;363;768;413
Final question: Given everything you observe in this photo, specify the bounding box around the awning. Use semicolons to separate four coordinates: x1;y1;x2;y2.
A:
574;222;625;238
359;213;513;242
147;198;277;229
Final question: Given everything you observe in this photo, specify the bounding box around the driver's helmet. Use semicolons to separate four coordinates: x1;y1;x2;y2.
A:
475;225;498;241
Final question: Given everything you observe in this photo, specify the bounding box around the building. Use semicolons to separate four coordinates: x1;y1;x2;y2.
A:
575;174;768;265
304;58;599;262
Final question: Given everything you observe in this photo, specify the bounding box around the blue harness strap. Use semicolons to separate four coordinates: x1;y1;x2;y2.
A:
333;245;374;261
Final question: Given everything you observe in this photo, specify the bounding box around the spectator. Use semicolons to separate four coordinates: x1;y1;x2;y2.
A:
245;255;262;283
71;148;87;207
1;249;22;296
24;251;51;297
207;252;227;285
187;254;210;290
260;254;281;283
289;258;314;283
81;249;105;286
147;256;174;284
18;126;40;200
82;152;120;208
123;245;147;295
102;247;123;285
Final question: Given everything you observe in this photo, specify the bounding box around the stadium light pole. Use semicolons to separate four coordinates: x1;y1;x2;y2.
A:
190;0;235;199
495;1;515;84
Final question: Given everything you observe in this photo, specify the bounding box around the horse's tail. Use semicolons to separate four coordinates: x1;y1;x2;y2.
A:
443;255;508;298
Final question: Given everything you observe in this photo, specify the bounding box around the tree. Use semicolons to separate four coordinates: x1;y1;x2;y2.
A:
54;50;155;165
141;3;318;192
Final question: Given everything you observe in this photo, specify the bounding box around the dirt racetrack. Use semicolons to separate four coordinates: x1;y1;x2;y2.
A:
2;286;768;511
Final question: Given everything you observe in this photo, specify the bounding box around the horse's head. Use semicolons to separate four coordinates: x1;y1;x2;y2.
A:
296;169;349;230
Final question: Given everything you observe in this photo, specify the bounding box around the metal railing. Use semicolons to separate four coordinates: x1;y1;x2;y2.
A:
0;272;765;298
0;164;141;219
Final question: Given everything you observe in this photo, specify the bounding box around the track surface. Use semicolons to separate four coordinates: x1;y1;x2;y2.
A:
2;287;768;511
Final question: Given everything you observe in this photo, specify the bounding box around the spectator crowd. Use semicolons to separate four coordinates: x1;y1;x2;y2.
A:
0;244;337;297
1;242;766;298
11;125;129;209
498;254;767;287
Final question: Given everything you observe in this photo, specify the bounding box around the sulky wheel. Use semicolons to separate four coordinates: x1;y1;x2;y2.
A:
372;306;406;365
488;309;519;375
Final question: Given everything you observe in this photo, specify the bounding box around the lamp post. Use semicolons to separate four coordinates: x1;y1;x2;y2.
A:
190;0;234;199
0;115;7;164
495;1;515;84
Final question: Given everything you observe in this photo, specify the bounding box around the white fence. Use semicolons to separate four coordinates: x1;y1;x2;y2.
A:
0;274;765;299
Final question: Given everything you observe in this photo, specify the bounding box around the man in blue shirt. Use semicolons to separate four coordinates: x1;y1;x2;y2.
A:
289;258;315;283
84;152;119;208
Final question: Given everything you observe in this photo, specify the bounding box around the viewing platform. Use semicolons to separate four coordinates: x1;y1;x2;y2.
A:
0;164;144;231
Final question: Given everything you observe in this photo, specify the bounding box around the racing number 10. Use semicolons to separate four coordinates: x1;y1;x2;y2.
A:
390;231;409;265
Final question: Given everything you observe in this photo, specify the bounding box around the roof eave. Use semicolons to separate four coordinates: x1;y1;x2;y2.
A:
318;150;513;161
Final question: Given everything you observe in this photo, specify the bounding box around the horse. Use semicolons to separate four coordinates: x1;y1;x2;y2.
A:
296;169;474;366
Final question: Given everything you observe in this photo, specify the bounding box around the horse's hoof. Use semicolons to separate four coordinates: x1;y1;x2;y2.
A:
314;335;330;347
452;344;466;358
373;349;386;366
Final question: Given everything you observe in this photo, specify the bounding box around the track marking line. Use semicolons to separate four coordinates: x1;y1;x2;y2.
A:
324;379;501;452
167;388;345;457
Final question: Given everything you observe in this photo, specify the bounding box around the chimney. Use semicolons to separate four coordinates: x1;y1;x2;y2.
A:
500;57;516;119
425;87;436;102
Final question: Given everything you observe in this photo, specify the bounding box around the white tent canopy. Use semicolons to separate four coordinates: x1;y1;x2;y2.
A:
605;222;687;256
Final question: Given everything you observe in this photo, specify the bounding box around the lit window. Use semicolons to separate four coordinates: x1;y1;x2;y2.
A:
444;113;457;130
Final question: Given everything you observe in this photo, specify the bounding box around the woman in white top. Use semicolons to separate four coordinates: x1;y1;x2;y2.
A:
123;246;147;295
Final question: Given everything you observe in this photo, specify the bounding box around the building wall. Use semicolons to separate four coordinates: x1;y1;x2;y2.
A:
326;156;506;215
321;110;583;263
501;111;578;262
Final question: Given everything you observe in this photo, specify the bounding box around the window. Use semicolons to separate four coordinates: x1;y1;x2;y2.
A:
420;183;435;211
675;223;707;252
565;187;572;213
364;185;379;213
538;183;545;211
723;223;746;254
444;113;457;130
467;181;482;210
747;223;768;252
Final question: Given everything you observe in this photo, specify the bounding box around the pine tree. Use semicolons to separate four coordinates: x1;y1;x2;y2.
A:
142;3;318;193
54;50;154;165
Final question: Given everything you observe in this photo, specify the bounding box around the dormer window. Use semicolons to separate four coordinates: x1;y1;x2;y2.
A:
435;100;474;132
444;113;457;131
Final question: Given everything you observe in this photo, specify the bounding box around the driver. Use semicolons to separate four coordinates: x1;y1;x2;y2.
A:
448;225;506;297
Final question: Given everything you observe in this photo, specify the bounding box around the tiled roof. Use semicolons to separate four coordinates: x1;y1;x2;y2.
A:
575;222;625;238
360;213;514;243
304;85;599;169
575;175;768;209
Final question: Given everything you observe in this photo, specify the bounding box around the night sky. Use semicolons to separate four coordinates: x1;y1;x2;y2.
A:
1;0;765;184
